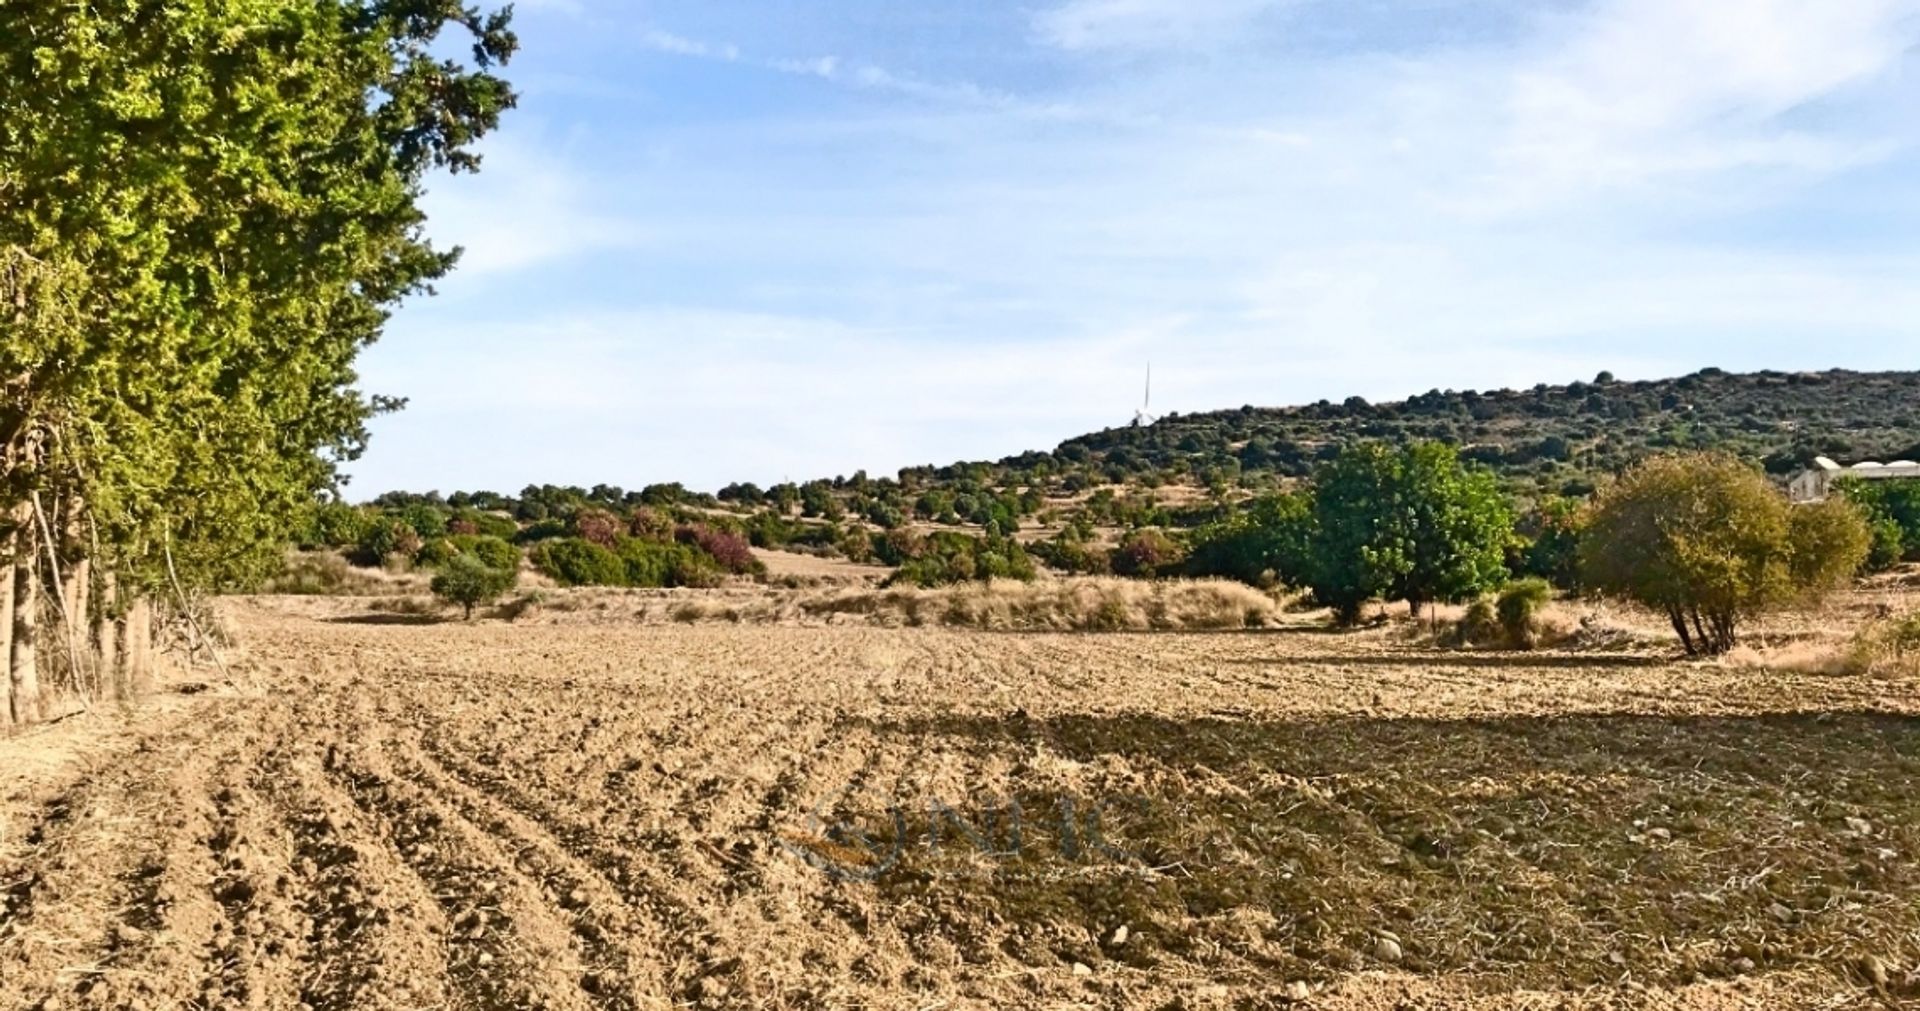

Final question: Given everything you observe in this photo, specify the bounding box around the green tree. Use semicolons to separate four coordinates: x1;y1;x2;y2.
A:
1184;492;1313;587
1837;477;1920;566
431;554;517;620
1582;454;1869;656
1307;443;1513;624
0;1;516;721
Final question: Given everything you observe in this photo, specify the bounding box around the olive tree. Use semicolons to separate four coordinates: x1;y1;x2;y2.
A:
1582;453;1869;656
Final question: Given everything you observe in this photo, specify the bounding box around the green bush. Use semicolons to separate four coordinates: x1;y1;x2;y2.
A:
1184;492;1312;587
298;502;369;550
1031;533;1111;575
452;509;520;540
1453;598;1499;646
1868;518;1906;571
1496;578;1553;649
531;538;628;587
396;503;450;539
452;534;520;572
431;554;518;619
885;531;1035;588
415;537;459;567
356;517;422;566
1839;477;1920;564
516;518;569;544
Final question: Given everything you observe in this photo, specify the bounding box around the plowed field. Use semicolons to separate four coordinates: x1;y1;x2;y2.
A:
3;597;1917;1009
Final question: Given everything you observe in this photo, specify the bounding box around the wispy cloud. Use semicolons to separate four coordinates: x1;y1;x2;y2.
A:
1481;0;1920;204
418;129;643;276
1032;0;1295;51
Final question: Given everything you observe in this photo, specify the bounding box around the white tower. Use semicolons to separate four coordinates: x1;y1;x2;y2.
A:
1133;365;1157;426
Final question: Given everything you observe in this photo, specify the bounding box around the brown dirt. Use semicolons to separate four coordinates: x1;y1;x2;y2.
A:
1;596;1916;1009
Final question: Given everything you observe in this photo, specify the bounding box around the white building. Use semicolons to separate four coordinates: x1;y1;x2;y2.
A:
1789;457;1920;503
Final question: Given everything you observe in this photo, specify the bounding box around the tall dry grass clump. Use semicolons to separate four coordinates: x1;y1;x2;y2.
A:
1845;611;1920;677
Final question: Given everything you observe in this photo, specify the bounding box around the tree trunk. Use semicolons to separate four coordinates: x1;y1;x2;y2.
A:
1668;607;1697;656
0;528;12;726
10;541;40;725
65;555;90;696
119;597;152;698
93;571;118;700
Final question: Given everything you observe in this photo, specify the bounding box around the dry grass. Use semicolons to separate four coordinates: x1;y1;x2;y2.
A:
798;577;1294;632
260;550;430;596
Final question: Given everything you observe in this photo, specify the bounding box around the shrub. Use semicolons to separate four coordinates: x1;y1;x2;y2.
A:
1452;598;1499;646
1847;612;1920;676
630;507;675;541
1184;492;1312;587
299;502;369;550
1110;529;1184;578
1496;578;1553;649
1582;453;1870;656
396;503;450;539
452;534;520;572
356;518;423;566
676;523;760;575
415;537;459;567
452;509;520;540
1838;477;1920;563
260;552;386;595
839;528;874;564
431;554;518;619
531;538;629;587
1517;497;1584;590
515;518;569;544
573;508;624;548
1031;533;1111;575
885;531;1036;588
1868;518;1906;571
614;538;725;588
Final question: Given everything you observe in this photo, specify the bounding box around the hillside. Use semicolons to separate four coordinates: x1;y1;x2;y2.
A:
365;368;1920;534
1028;367;1920;495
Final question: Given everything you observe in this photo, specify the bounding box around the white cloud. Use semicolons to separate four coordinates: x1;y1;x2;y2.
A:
1482;0;1920;204
1033;0;1293;51
640;29;739;60
420;131;643;276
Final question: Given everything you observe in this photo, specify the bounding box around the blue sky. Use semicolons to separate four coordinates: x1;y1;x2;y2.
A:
347;0;1920;497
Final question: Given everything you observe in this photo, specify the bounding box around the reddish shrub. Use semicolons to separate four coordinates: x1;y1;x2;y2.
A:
574;508;623;548
448;518;480;536
676;523;758;574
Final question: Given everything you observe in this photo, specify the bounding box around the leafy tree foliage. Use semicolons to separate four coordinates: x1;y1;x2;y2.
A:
1582;454;1870;656
431;553;517;620
884;532;1036;588
1306;443;1513;624
1184;492;1313;587
1109;529;1184;578
530;539;627;588
1837;477;1920;568
0;1;517;719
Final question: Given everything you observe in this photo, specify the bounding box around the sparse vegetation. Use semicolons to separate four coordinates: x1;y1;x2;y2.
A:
1496;578;1554;649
